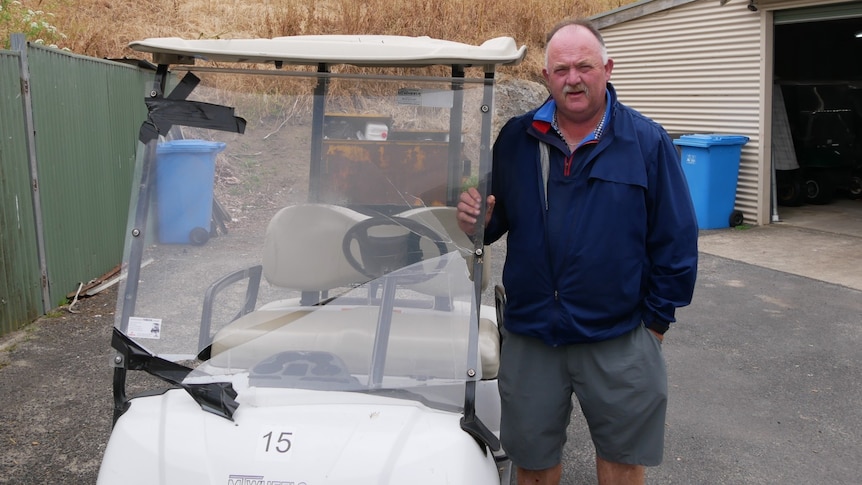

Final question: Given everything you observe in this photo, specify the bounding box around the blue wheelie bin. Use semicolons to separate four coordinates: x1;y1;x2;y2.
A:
673;134;749;230
155;139;226;245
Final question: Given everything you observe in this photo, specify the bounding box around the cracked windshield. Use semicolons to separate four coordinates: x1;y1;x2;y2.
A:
115;69;492;400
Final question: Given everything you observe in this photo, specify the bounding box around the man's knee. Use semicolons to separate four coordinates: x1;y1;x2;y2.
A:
516;463;562;485
596;455;645;485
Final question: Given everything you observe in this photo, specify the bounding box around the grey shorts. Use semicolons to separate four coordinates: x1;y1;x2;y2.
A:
498;324;667;470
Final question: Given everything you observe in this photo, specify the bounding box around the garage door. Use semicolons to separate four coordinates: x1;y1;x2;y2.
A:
774;1;862;24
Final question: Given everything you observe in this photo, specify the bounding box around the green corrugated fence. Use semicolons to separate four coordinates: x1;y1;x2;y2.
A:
0;36;153;337
0;49;42;336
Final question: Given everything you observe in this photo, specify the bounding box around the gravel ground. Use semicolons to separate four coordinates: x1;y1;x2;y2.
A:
0;285;117;484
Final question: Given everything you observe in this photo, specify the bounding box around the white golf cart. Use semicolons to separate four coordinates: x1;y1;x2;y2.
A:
97;35;526;484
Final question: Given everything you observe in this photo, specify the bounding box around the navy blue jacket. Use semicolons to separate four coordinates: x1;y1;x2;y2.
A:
485;84;698;346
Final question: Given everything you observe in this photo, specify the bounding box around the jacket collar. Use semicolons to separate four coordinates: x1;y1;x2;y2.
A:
531;83;616;142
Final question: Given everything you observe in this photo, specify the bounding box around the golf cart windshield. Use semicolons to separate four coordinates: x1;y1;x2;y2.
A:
113;35;524;421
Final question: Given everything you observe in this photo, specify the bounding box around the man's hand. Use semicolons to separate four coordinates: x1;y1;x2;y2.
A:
456;187;495;236
648;329;664;343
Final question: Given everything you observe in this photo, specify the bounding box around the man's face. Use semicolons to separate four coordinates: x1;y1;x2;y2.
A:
542;25;613;124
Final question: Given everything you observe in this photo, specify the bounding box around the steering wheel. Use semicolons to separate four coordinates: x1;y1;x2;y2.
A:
342;216;450;283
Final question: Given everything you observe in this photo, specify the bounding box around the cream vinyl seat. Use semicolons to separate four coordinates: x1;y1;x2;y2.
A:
207;203;500;380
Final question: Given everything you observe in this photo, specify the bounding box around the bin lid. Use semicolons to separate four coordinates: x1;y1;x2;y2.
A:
673;134;750;148
157;139;227;154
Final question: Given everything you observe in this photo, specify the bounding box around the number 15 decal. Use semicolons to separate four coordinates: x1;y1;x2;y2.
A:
256;429;296;461
262;431;293;453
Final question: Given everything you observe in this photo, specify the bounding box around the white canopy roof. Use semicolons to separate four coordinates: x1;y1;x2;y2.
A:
128;35;527;68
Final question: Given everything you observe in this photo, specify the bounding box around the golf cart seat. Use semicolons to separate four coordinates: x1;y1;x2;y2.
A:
208;305;500;380
205;203;500;380
396;206;499;379
396;206;491;295
263;203;370;291
198;203;369;351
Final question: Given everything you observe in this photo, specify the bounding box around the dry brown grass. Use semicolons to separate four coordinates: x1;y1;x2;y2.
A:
3;0;631;81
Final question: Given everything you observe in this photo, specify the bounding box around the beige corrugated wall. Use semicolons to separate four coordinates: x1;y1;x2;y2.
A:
597;0;766;225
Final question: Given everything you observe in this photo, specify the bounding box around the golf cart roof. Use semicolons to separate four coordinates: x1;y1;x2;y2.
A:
128;35;527;68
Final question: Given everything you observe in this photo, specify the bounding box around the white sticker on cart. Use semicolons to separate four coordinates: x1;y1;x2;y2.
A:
396;88;453;108
397;88;422;105
127;317;162;339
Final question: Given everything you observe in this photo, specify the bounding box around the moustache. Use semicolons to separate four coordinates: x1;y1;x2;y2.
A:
563;84;588;95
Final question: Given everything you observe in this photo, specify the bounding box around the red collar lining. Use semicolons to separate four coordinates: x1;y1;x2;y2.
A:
532;119;552;134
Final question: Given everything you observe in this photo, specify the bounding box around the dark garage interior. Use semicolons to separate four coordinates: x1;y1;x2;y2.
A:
773;10;862;212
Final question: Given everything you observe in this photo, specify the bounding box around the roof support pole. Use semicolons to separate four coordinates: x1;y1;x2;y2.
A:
447;65;466;206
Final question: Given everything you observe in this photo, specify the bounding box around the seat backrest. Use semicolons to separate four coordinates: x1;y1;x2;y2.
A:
263;204;369;291
397;206;472;251
396;206;490;296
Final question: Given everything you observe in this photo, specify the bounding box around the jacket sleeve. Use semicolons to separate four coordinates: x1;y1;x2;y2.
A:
643;129;699;329
482;120;515;245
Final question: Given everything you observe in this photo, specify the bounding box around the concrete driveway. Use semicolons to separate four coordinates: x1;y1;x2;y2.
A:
559;199;862;484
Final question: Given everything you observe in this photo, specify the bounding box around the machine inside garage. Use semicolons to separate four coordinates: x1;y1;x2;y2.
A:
773;3;862;209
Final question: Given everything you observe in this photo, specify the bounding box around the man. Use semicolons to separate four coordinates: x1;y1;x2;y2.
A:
457;19;698;485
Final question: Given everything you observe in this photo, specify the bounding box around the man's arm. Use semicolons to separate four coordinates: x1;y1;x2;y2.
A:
642;132;699;337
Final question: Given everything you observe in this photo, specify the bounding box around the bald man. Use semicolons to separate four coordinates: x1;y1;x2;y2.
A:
457;19;698;485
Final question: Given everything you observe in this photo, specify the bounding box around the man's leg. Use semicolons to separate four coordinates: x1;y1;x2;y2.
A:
596;456;644;485
499;332;573;481
572;327;667;482
517;464;562;485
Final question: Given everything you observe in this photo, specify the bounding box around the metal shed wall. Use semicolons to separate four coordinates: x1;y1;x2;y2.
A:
595;0;765;224
0;51;42;334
